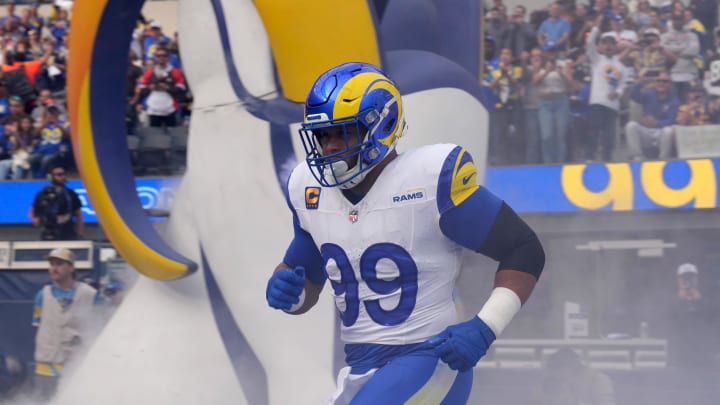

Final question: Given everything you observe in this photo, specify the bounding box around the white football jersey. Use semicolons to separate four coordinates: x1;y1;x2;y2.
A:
288;144;478;345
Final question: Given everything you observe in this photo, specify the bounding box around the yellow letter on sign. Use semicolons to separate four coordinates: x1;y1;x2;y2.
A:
561;163;633;211
641;160;717;208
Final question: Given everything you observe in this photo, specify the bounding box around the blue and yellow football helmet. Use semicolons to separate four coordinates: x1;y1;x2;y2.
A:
299;62;407;189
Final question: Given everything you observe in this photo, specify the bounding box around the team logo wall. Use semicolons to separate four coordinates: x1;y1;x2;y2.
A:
392;188;426;204
305;187;321;209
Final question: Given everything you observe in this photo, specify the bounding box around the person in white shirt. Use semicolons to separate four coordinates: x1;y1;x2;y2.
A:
585;18;628;161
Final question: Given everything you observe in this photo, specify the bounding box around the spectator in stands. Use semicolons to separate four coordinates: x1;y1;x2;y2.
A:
31;89;63;126
48;9;69;44
31;248;100;401
29;163;84;240
489;47;524;165
570;85;593;162
620;26;677;126
0;118;30;180
633;0;654;30
675;83;710;126
0;4;18;28
646;9;666;34
665;263;719;371
138;49;186;128
486;7;509;60
625;69;679;159
523;48;543;164
35;37;67;98
690;0;717;53
592;0;613;19
655;2;672;29
535;348;616;405
708;95;720;123
586;20;628;161
28;105;71;178
25;2;44;32
571;3;593;49
2;48;51;107
535;43;573;163
0;79;10;121
126;51;144;134
19;7;41;36
26;29;43;60
168;31;181;62
661;11;700;102
505;5;536;61
143;20;171;61
537;2;572;52
14;38;31;63
1;95;27;125
607;13;638;51
683;9;706;65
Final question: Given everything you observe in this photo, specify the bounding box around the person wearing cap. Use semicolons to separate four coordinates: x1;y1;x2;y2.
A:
620;28;677;87
664;262;719;370
625;68;680;159
620;27;678;123
584;15;628;161
660;11;700;102
32;248;101;400
607;12;638;51
143;19;171;61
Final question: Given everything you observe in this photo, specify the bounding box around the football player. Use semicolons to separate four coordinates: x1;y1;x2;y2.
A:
266;62;545;404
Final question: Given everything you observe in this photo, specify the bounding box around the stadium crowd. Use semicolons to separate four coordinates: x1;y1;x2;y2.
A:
0;2;189;181
484;0;720;165
2;0;719;178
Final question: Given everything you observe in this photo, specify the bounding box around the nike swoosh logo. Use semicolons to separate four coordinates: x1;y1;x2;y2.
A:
462;173;476;185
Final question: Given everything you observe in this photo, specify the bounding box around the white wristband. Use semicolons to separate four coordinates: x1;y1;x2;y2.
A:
477;287;522;336
285;289;306;313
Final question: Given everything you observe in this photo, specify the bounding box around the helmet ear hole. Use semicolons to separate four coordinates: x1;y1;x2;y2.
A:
383;118;396;132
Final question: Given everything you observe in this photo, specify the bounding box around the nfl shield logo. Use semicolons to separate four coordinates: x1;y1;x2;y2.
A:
348;210;359;223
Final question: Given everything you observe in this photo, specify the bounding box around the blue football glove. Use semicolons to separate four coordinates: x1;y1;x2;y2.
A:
266;266;305;311
427;316;496;372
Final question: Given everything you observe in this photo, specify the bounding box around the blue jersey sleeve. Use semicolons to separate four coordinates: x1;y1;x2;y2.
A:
282;176;326;285
436;146;503;251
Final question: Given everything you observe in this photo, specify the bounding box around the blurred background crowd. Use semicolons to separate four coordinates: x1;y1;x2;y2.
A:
482;0;720;165
2;0;719;179
0;1;189;181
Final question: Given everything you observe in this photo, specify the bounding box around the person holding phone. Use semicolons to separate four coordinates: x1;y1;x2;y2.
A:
624;69;680;160
621;28;678;123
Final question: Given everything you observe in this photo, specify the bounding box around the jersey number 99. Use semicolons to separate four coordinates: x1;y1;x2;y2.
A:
321;243;418;327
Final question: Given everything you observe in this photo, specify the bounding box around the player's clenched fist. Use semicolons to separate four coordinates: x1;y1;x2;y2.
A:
266;266;306;311
427;316;496;372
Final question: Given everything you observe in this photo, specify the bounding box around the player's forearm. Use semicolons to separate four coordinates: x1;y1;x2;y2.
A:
493;269;538;304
